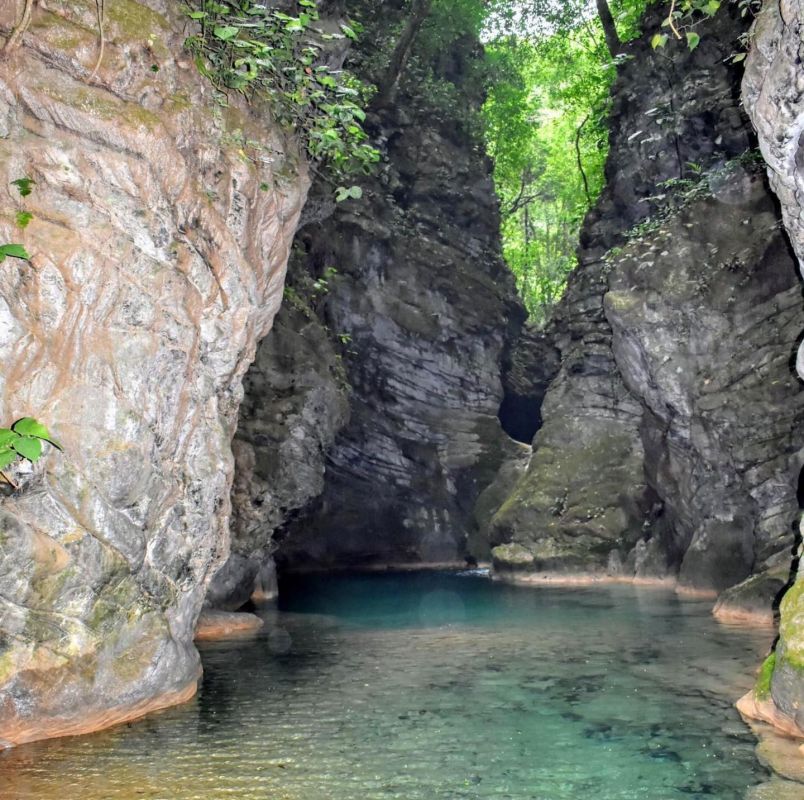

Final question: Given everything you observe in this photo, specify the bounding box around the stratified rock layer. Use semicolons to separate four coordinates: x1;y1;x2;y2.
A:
490;5;804;608
0;1;305;745
742;0;804;738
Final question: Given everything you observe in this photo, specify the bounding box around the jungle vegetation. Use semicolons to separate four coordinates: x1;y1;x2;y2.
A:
182;0;729;325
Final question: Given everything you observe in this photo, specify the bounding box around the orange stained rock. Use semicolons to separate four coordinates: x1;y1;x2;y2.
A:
194;611;264;641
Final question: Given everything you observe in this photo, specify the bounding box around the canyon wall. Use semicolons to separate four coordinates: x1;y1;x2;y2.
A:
224;0;524;586
741;0;804;736
488;3;804;622
0;0;306;745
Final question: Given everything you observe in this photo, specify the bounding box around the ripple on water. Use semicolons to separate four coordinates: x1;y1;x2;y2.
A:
0;572;777;800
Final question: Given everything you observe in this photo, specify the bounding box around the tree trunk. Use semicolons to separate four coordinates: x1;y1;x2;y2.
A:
574;113;592;206
596;0;621;58
372;0;433;110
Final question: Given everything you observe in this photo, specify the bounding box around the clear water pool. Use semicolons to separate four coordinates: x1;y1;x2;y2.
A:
0;571;775;799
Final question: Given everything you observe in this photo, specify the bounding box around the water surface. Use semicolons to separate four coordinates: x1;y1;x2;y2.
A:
0;571;774;799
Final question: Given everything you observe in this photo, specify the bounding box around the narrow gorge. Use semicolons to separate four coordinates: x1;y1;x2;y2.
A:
1;0;804;798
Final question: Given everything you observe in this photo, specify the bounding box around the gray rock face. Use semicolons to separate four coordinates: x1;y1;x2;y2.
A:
490;5;804;602
275;142;524;568
0;2;306;745
259;1;524;570
208;286;349;608
605;166;803;592
742;0;804;732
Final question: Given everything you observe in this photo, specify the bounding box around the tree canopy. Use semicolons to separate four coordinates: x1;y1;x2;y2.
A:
482;0;649;324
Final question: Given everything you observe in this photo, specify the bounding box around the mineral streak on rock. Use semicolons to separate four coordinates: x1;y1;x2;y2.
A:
0;1;307;745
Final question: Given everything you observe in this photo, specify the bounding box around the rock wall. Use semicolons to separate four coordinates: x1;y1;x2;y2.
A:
488;3;804;619
206;274;349;608
0;1;306;745
741;0;804;736
229;0;524;575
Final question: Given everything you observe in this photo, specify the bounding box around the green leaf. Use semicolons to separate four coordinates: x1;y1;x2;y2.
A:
732;52;747;62
12;436;41;462
335;185;363;202
15;211;33;229
651;33;668;49
0;429;18;449
11;177;34;197
12;417;61;448
0;449;17;470
686;31;700;51
0;243;30;262
213;26;240;41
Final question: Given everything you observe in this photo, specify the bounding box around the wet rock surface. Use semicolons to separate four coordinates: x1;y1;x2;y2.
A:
208;287;349;608
0;1;306;744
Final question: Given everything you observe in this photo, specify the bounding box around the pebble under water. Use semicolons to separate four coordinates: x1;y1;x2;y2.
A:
0;571;778;800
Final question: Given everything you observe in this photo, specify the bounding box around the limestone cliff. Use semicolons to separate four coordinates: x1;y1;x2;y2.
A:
0;1;306;745
488;3;804;621
740;0;804;737
227;0;524;579
206;270;349;607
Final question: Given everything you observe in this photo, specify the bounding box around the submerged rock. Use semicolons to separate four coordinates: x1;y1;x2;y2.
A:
194;610;263;642
0;2;306;745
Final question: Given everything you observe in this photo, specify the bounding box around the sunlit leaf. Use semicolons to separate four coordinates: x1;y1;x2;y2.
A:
11;177;34;197
12;417;61;448
12;436;41;462
15;211;33;229
0;243;30;262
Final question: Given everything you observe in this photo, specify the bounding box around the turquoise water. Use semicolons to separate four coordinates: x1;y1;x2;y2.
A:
0;571;775;800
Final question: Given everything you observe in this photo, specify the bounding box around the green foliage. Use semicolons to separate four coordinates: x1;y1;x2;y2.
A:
484;1;648;325
312;266;338;295
15;211;32;229
652;0;760;53
10;177;34;198
0;243;30;262
183;0;378;177
485;0;646;40
0;418;61;479
335;185;363;203
4;176;33;262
